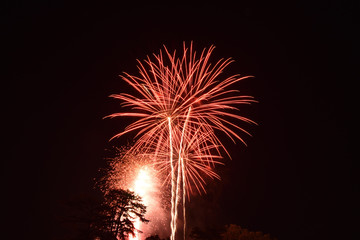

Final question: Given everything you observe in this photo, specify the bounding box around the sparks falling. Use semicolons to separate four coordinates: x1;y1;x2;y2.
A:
106;42;257;240
100;150;169;240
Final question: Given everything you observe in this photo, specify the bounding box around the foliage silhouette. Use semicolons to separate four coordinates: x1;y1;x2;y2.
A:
61;189;148;240
100;189;149;240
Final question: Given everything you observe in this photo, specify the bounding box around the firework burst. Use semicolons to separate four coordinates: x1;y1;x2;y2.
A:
106;42;256;240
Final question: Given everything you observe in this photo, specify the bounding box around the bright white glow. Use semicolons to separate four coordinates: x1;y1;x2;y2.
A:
129;166;168;240
133;168;152;204
129;168;151;240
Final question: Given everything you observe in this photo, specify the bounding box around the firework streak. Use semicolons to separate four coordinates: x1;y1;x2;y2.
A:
106;42;257;240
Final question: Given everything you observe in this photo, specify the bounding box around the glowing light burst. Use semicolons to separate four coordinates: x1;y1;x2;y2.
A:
100;150;170;239
106;42;257;240
129;167;152;240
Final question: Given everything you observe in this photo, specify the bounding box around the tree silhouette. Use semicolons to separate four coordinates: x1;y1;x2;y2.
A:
99;189;149;240
60;189;148;240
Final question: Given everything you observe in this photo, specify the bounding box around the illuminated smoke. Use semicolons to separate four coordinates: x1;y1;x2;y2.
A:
102;151;170;239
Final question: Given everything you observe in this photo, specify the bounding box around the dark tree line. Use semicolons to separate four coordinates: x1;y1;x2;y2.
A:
62;192;277;240
61;189;148;240
61;191;277;240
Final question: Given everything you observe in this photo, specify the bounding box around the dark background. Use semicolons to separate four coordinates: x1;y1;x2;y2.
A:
4;1;356;240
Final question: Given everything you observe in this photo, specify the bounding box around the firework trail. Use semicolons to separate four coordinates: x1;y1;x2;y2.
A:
167;117;176;239
106;42;256;240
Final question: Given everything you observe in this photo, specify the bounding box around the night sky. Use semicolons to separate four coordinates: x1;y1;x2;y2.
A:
4;1;356;240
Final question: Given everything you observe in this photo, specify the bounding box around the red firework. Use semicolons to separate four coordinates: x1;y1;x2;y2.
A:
106;42;256;240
